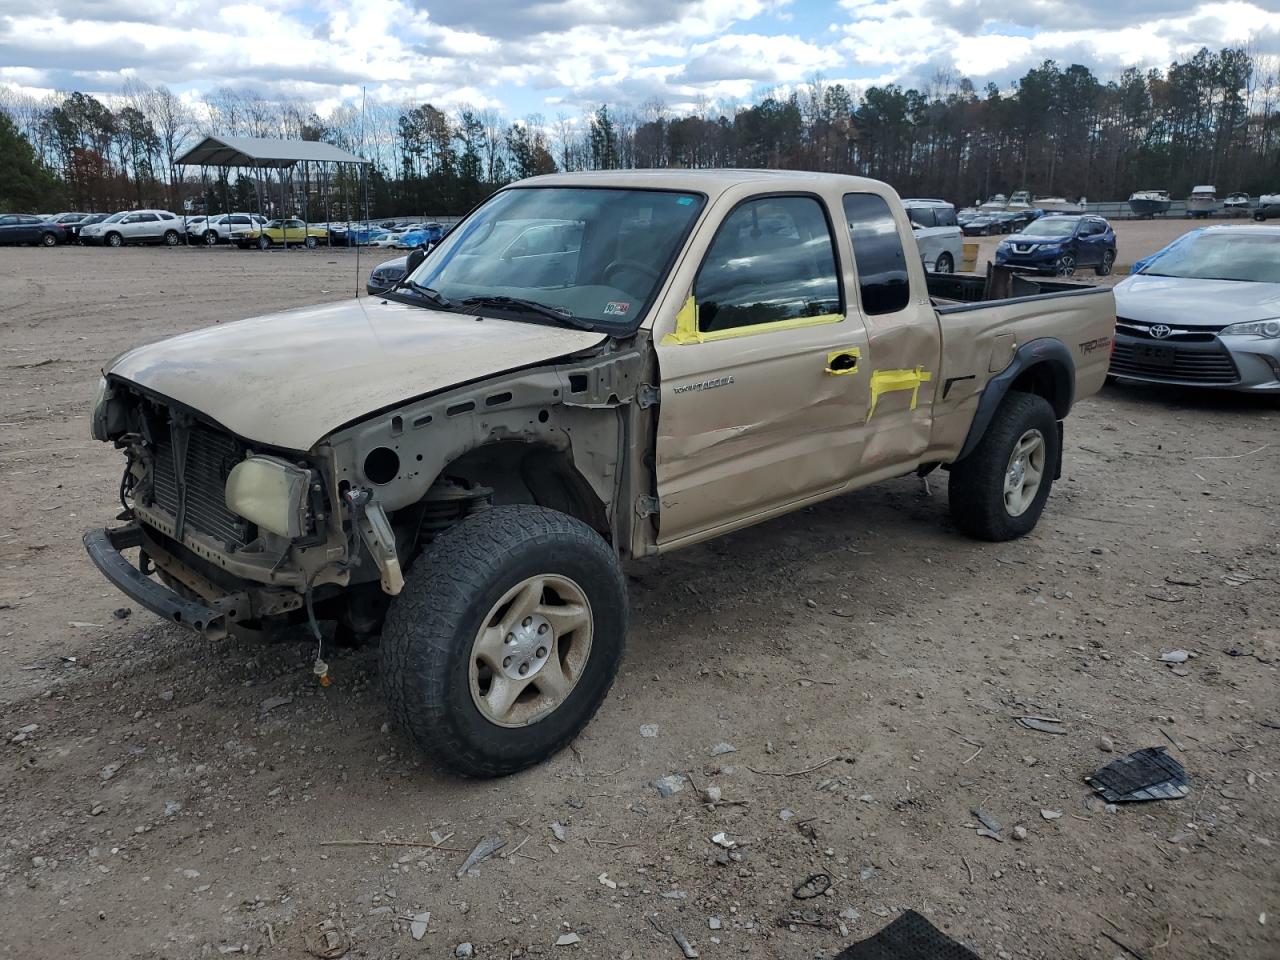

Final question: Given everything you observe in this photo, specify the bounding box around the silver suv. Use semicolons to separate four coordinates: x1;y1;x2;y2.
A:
81;210;186;247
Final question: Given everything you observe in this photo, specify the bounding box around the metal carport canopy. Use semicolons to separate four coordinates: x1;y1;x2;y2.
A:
176;135;366;168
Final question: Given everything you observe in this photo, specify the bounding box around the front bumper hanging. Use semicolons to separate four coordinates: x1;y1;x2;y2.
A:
83;524;231;637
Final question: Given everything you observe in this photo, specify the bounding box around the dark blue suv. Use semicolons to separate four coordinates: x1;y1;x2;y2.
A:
994;215;1116;276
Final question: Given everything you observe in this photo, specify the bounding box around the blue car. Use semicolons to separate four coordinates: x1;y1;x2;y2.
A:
995;214;1117;276
395;222;446;249
1129;228;1203;274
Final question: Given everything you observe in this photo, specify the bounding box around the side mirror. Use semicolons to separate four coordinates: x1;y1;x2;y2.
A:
405;247;427;275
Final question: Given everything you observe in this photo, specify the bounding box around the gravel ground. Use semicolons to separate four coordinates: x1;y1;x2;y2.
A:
0;236;1277;960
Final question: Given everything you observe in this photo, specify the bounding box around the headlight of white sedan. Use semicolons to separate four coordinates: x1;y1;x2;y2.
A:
224;456;310;539
1221;319;1280;338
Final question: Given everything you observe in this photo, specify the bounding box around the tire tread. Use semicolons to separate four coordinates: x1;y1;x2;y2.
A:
380;505;626;777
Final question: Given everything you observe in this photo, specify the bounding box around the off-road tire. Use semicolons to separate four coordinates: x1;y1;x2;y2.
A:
934;252;954;274
380;505;627;777
39;231;57;247
105;232;123;248
948;390;1058;542
1096;250;1115;276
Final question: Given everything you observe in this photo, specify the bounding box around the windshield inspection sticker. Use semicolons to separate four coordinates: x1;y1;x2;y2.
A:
603;301;631;316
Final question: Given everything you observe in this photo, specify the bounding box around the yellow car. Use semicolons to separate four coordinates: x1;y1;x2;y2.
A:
238;218;328;249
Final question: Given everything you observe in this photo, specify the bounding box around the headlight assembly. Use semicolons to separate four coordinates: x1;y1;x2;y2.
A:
224;456;311;539
1221;318;1280;338
89;376;109;440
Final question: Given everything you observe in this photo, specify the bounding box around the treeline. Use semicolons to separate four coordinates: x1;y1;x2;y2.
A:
2;46;1279;215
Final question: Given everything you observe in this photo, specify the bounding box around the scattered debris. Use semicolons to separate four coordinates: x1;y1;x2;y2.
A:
1086;747;1190;803
640;723;659;738
710;832;736;849
662;890;688;900
793;873;832;899
653;774;687;798
68;621;102;629
1016;716;1066;735
710;742;737;756
671;929;699;959
455;943;474;958
1012;825;1027;841
1040;809;1063;821
303;918;350;959
112;606;132;619
556;932;581;946
550;821;567;842
410;911;430;940
454;836;506;879
1098;736;1115;753
836;910;982;960
746;755;841;777
259;695;293;716
701;785;722;804
708;917;722;930
972;814;1003;834
100;762;122;781
779;808;795;822
598;872;616;889
1159;650;1192;663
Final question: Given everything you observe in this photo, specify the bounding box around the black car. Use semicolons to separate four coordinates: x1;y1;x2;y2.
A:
1252;201;1280;221
0;214;67;246
65;212;108;240
367;255;409;295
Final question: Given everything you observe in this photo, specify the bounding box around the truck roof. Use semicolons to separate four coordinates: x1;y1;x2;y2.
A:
518;168;894;198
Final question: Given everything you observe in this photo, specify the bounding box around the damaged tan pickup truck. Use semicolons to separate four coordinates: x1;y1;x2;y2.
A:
86;170;1115;776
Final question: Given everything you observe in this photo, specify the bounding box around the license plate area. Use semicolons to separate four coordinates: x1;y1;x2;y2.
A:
1133;343;1175;367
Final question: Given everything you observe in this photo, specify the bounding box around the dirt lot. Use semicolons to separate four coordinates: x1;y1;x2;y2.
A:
1;231;1277;960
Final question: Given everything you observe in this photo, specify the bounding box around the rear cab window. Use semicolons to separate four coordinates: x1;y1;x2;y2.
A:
842;194;911;315
693;195;842;336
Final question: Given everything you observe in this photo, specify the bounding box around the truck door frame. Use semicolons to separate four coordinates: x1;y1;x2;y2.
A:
650;188;875;549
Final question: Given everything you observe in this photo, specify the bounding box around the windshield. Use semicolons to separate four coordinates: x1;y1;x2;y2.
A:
405;186;705;330
1020;218;1076;238
1142;232;1280;283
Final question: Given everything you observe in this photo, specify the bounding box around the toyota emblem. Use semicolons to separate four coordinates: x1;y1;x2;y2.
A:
1150;324;1172;339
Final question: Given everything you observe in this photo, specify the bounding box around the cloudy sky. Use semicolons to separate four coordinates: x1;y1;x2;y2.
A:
1;0;1278;117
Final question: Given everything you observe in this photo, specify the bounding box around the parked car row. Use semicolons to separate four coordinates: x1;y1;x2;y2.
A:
0;209;449;250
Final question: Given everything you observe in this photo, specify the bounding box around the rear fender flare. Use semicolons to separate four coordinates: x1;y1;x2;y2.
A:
955;338;1075;464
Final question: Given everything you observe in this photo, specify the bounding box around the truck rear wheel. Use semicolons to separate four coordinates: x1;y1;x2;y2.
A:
948;390;1058;541
380;505;627;777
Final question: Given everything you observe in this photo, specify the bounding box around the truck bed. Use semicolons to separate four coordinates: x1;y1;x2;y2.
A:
928;265;1104;311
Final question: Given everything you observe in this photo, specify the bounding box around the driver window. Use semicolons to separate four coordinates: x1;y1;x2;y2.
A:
695;196;842;334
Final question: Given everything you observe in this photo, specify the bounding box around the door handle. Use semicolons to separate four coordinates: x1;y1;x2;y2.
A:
825;348;861;376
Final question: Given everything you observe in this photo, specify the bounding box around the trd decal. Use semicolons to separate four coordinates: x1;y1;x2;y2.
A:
1079;336;1112;355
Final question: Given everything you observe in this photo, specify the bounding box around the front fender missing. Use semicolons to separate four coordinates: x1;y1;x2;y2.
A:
956;338;1075;463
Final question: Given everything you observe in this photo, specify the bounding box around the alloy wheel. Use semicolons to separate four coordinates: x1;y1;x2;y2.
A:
468;574;593;728
1004;429;1046;517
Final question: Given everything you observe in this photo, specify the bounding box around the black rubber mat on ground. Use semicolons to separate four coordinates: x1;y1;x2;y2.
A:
1086;746;1190;802
836;910;983;960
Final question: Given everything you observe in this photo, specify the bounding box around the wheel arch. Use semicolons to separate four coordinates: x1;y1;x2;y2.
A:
429;439;611;537
956;338;1075;462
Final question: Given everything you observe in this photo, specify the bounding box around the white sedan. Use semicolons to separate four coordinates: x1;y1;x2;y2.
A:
1111;225;1280;391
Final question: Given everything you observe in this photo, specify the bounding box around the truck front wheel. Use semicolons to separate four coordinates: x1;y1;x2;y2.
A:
380;505;627;777
948;391;1058;541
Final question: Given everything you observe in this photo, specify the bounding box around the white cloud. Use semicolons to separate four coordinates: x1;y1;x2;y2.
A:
2;0;1280;121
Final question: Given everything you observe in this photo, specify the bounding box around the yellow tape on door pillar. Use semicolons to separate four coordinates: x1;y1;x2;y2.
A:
867;367;933;421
